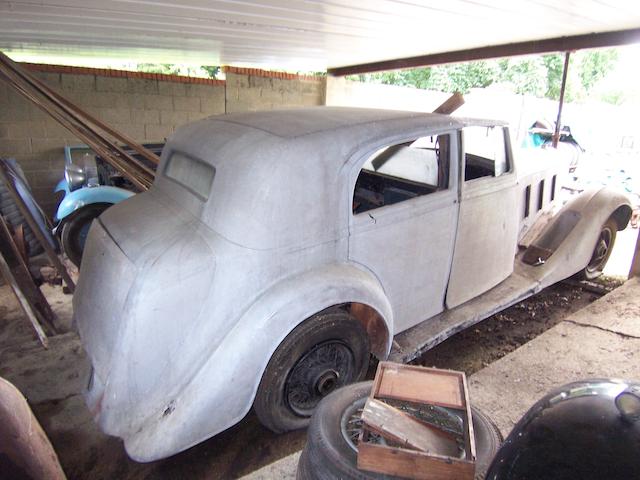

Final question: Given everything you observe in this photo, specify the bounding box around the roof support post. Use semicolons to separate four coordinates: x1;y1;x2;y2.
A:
552;51;571;148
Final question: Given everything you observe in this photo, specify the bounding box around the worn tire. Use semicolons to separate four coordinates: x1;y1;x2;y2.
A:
580;217;617;280
254;311;370;433
60;203;111;267
297;381;502;480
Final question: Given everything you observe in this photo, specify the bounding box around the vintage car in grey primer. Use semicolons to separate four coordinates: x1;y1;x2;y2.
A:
73;107;631;461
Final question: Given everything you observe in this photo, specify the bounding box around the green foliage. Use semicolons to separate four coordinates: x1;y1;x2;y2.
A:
350;49;619;103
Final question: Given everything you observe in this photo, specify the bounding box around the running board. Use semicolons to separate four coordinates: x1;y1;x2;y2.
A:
389;270;542;364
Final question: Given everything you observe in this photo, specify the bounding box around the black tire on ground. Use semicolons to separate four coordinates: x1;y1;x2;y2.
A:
254;311;370;433
60;203;111;267
297;381;503;480
580;217;617;280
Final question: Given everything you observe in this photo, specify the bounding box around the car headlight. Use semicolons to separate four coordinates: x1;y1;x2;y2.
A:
64;163;86;191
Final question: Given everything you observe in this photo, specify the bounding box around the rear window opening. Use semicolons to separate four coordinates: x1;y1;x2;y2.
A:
463;126;509;181
164;151;215;200
353;134;451;214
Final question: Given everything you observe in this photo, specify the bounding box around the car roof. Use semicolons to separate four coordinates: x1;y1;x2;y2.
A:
210;107;470;138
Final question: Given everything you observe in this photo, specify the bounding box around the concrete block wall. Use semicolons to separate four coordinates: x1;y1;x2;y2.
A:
0;66;225;216
224;66;325;113
0;64;325;217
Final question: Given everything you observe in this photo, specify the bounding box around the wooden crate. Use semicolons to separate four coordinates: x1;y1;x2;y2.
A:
357;362;476;480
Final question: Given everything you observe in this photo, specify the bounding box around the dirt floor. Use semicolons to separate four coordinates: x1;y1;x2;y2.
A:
0;276;623;479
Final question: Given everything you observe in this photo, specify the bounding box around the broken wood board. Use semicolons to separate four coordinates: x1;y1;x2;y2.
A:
361;398;459;456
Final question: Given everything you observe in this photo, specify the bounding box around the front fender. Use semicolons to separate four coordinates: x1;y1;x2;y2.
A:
55;186;134;222
123;262;393;461
526;187;631;286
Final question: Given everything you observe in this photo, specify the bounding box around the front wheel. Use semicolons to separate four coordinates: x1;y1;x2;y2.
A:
254;311;370;433
60;203;112;267
580;218;617;280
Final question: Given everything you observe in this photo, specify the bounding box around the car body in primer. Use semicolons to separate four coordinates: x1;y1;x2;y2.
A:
73;107;631;461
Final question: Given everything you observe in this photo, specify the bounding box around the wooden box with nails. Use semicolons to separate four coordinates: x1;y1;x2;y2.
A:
357;362;476;480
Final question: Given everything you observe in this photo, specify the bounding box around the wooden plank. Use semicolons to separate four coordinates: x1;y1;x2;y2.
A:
328;28;640;76
0;160;75;293
358;442;474;480
374;363;465;409
432;92;464;115
0;218;50;347
361;398;459;456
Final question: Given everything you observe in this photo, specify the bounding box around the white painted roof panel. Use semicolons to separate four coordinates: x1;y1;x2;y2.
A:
1;0;639;70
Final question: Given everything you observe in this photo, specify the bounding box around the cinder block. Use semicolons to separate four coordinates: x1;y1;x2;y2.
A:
128;94;146;109
160;110;189;126
0;124;8;139
145;124;174;141
187;111;211;122
239;87;263;104
249;76;272;89
200;96;225;115
0;106;30;122
96;76;128;93
32;71;61;87
132;109;160;125
128;78;159;95
44;122;74;139
158;82;186;97
302;92;323;106
31;138;65;155
111;123;145;141
0;139;31;155
226;72;249;89
144;94;173;111
173;96;201;112
61;74;96;93
81;92;129;109
96;107;131;124
31;169;64;187
7;122;46;139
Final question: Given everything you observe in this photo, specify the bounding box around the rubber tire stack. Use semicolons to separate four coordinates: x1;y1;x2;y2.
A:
297;381;502;480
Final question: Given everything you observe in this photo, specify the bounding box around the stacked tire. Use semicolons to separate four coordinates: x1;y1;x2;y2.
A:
297;381;502;480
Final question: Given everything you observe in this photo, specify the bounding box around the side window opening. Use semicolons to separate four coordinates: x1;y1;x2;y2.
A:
537;180;545;211
353;134;451;215
463;126;509;181
524;185;531;219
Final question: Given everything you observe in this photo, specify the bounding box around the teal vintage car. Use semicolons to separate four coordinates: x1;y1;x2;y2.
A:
54;144;162;265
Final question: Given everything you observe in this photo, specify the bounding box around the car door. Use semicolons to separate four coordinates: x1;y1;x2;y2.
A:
446;125;519;309
348;131;459;334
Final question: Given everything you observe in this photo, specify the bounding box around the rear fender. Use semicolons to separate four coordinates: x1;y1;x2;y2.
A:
123;263;393;461
524;187;631;286
55;186;134;222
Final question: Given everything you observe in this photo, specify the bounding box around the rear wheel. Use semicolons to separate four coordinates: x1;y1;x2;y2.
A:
60;203;111;267
581;218;617;280
254;311;370;433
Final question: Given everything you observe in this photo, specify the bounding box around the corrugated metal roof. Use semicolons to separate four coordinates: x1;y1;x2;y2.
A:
1;0;639;70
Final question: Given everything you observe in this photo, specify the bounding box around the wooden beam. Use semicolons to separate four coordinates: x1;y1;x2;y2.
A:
552;52;571;148
328;28;640;76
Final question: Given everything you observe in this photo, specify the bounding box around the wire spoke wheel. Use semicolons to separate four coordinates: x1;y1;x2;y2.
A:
286;340;355;417
582;219;617;280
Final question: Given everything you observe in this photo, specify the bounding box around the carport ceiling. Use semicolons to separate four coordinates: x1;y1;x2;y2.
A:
1;0;640;71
